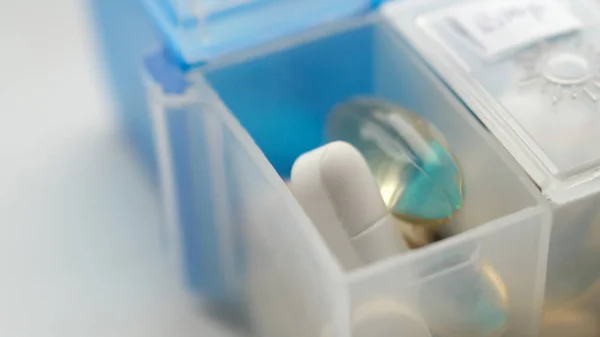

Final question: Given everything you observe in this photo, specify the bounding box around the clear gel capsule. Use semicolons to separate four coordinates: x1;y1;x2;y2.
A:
326;97;464;226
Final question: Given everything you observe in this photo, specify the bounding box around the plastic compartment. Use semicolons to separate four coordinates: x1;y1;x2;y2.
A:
383;0;600;335
141;0;373;64
145;14;551;336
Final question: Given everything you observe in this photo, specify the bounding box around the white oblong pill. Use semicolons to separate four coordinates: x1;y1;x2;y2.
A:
317;141;389;237
293;141;408;265
291;144;362;270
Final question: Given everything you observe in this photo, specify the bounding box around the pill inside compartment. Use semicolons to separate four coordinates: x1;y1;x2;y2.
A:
172;15;549;337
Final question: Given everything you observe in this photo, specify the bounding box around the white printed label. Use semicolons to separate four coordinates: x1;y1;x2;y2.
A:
449;0;582;58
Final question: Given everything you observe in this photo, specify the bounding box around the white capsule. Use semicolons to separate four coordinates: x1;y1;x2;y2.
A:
291;143;362;270
291;141;409;266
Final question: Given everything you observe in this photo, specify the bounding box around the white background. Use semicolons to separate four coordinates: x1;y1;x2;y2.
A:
0;1;239;336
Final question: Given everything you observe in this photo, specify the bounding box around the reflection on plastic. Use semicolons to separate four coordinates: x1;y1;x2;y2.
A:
543;271;600;337
351;298;432;337
418;249;508;337
325;261;508;337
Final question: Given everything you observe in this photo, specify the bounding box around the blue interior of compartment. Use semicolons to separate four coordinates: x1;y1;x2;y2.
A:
204;24;375;178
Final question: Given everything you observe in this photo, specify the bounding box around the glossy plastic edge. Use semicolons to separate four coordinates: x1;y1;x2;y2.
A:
140;0;371;65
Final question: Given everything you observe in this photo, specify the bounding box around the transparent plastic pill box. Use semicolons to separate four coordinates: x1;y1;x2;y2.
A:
144;11;552;336
383;0;600;335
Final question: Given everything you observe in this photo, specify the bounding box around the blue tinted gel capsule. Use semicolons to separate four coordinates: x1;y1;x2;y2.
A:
326;97;464;227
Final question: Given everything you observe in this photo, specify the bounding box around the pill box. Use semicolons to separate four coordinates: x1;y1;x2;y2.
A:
145;9;551;336
383;0;600;334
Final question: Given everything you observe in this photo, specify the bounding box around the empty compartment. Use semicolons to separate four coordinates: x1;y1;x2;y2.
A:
146;14;551;336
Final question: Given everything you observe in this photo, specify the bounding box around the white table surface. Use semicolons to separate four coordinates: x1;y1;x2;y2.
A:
0;1;242;336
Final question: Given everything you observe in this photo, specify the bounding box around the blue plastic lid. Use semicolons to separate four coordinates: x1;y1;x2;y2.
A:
141;0;373;65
